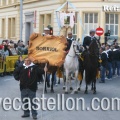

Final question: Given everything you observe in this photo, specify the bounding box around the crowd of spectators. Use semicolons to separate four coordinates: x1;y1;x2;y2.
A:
0;40;28;77
99;42;120;83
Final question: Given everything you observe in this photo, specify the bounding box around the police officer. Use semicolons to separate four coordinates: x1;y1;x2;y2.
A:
83;29;100;50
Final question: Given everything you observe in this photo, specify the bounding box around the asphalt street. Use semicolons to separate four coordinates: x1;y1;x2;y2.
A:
0;75;120;120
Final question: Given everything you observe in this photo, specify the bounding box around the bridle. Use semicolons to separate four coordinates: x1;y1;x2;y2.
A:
67;41;80;58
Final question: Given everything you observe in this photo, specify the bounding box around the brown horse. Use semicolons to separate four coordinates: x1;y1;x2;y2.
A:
82;39;99;94
39;63;57;93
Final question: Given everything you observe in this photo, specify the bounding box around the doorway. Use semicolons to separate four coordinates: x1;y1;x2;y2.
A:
25;22;33;44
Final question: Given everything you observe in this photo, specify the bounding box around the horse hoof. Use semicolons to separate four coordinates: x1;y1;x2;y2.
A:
70;87;73;90
47;83;50;88
51;89;54;93
63;86;66;90
93;91;96;94
58;82;60;84
84;91;88;94
74;91;78;94
78;88;80;91
65;91;68;94
91;88;93;91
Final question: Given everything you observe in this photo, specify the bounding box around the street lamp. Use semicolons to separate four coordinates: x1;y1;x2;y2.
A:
20;0;23;41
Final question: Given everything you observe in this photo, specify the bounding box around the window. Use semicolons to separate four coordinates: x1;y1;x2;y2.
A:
12;0;17;3
8;18;16;38
105;13;118;40
0;0;1;6
72;12;77;39
40;15;45;33
46;14;51;27
40;14;52;33
84;13;98;36
2;0;7;5
1;18;6;38
8;0;12;4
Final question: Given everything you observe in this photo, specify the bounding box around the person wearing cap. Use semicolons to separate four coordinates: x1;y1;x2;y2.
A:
42;27;50;36
83;29;100;50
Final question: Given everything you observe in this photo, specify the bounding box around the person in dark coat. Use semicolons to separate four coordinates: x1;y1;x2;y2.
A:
83;29;101;51
104;30;111;45
99;47;108;83
66;32;75;52
13;56;47;119
105;45;113;80
14;55;24;68
112;46;120;76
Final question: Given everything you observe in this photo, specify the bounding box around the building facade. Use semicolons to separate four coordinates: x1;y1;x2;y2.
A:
0;0;120;44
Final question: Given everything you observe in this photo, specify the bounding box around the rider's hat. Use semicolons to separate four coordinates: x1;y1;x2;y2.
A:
90;29;96;33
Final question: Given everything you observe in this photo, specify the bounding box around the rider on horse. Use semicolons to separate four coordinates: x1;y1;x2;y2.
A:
83;29;101;51
66;32;75;53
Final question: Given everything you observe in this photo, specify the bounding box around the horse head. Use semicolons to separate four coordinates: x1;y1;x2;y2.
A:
72;40;80;55
89;38;99;57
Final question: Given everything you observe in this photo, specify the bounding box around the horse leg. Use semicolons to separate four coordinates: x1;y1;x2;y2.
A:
93;79;96;94
63;71;66;90
44;75;47;93
47;74;50;88
78;70;84;91
58;78;60;84
69;74;73;91
74;71;78;94
51;72;55;93
91;81;94;90
78;80;82;91
84;71;88;94
65;70;69;94
84;84;88;94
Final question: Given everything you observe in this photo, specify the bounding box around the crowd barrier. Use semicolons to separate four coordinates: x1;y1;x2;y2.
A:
0;55;27;73
0;55;100;79
0;58;5;73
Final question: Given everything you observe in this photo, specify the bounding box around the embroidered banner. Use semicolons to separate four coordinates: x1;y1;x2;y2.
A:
28;33;67;67
60;12;75;28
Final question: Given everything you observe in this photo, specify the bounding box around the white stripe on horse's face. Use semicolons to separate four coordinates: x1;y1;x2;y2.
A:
73;41;80;54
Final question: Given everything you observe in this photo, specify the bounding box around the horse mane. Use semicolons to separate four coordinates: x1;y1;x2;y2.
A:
89;39;99;56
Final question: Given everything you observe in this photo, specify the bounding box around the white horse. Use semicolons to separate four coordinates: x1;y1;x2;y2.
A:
64;40;80;94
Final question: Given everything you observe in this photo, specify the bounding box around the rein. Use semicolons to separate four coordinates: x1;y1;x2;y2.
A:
67;44;79;58
67;54;76;58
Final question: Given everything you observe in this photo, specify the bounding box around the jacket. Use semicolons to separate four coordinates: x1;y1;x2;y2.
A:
101;52;108;68
112;49;120;61
13;63;44;92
